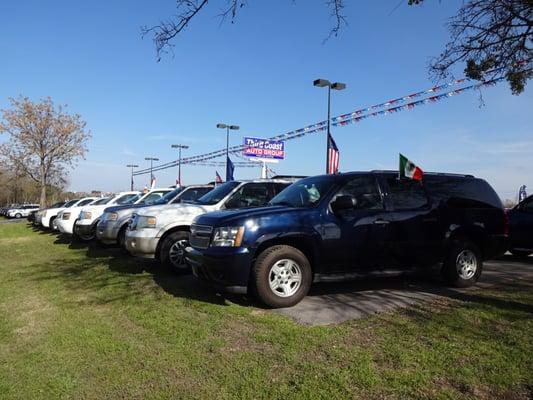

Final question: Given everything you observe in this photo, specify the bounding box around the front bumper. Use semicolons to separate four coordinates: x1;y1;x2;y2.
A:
96;220;121;244
74;220;96;237
186;246;253;294
56;218;74;234
124;229;159;258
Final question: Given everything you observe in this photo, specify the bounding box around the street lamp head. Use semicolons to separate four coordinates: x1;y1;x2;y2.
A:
229;125;240;130
145;157;159;161
313;78;331;87
127;164;139;168
331;82;346;91
171;144;189;149
216;123;228;129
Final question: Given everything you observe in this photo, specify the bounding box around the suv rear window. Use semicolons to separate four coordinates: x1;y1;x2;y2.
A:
387;178;429;210
424;177;502;209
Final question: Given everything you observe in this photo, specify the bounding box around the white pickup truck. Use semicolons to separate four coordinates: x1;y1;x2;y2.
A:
73;191;141;241
125;179;297;271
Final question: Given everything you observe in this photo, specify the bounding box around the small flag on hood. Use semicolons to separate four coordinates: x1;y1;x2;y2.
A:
399;154;423;181
215;171;223;184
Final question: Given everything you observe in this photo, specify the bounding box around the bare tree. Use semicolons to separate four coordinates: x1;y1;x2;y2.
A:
143;0;532;94
0;97;91;207
141;0;346;61
411;0;533;94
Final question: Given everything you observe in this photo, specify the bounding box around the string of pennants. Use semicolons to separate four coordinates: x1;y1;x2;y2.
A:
133;75;504;176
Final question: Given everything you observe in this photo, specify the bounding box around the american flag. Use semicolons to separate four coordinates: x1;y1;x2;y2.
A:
150;175;156;189
175;177;181;188
327;133;340;174
215;171;223;184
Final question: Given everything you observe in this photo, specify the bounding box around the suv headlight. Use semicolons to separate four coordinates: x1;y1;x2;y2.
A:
211;226;244;247
79;211;92;220
62;212;71;220
43;211;47;218
137;215;157;229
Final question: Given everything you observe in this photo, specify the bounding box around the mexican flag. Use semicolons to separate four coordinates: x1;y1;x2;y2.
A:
399;154;424;181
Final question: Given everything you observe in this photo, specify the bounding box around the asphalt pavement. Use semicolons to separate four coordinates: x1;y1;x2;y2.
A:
273;256;533;326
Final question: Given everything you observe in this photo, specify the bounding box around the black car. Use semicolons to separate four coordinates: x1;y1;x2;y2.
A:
186;171;508;308
507;195;533;257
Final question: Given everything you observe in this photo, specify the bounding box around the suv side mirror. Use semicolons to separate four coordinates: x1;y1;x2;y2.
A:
331;195;357;214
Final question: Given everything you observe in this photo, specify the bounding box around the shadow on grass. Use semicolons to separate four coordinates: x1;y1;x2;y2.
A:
21;228;533;318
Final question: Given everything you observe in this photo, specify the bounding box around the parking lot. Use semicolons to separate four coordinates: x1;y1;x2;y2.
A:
274;257;533;325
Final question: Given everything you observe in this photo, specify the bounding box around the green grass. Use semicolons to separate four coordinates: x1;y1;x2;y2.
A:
0;221;532;399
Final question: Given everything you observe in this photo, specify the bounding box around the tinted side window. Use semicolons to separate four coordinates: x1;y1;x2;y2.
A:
225;183;272;209
273;183;291;195
174;187;212;203
387;178;428;210
424;177;502;209
334;176;383;210
78;199;94;206
521;197;533;212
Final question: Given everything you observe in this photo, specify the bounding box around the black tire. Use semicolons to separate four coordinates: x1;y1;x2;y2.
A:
117;225;127;248
15;213;22;219
510;249;532;258
443;239;483;288
49;216;58;230
159;230;191;273
252;245;312;308
76;224;96;242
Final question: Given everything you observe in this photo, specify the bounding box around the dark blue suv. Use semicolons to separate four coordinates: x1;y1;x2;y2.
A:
186;171;508;308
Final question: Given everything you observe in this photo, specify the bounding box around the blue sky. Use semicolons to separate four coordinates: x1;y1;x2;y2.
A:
1;0;531;200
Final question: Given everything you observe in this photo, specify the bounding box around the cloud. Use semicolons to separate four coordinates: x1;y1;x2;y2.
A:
122;147;136;157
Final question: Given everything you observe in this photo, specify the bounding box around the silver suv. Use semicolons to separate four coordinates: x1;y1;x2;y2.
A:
125;179;298;271
97;185;213;247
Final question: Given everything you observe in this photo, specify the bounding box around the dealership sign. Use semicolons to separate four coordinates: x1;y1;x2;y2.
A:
243;137;285;160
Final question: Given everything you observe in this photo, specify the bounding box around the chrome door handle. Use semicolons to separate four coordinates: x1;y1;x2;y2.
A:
374;219;390;225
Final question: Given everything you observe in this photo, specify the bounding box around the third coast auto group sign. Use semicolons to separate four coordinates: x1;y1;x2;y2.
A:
243;137;285;160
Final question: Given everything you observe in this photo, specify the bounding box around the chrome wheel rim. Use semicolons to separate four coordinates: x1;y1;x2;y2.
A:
456;250;477;280
269;259;302;298
169;240;187;269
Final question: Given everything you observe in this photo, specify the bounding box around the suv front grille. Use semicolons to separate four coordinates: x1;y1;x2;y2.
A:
190;224;213;249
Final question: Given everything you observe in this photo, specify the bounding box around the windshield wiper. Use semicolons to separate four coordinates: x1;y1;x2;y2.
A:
269;201;295;207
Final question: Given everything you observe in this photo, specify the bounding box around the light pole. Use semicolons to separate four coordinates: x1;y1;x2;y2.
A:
216;123;240;180
171;144;189;187
313;79;346;173
126;164;139;191
144;157;159;187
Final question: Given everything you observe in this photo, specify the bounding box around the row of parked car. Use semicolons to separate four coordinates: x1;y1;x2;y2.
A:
21;171;532;308
1;203;40;219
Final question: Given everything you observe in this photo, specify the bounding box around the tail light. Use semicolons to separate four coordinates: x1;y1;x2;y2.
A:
503;210;510;236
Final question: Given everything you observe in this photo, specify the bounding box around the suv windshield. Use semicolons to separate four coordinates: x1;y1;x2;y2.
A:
51;202;65;208
92;197;111;205
270;176;335;208
63;200;79;208
154;188;184;205
195;182;240;205
115;193;139;205
138;191;169;205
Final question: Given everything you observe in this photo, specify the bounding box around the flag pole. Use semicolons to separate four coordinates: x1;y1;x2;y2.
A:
326;85;331;174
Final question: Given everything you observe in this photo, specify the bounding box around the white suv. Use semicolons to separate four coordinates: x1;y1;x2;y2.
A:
40;197;99;230
56;197;111;235
74;191;141;241
7;204;40;219
125;179;297;271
